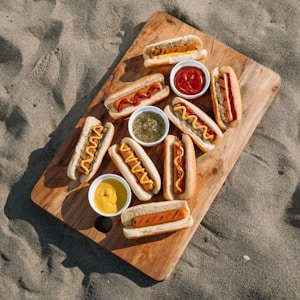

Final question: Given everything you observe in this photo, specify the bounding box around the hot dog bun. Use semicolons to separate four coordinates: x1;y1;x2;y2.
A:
143;35;207;68
164;97;223;152
163;134;196;201
108;137;161;201
121;200;193;239
104;73;170;120
67;116;114;183
210;66;242;130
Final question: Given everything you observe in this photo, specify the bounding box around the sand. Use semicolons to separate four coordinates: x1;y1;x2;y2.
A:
1;0;299;299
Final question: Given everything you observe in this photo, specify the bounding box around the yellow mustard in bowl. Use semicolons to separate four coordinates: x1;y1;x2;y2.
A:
94;178;127;215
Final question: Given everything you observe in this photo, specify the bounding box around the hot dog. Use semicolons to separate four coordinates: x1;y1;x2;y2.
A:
210;66;242;130
121;200;193;239
108;137;161;201
163;134;196;201
164;97;223;152
143;35;207;68
104;73;170;119
67;116;114;183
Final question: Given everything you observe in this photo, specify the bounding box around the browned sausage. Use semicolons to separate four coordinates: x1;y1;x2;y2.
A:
131;208;187;228
149;44;199;58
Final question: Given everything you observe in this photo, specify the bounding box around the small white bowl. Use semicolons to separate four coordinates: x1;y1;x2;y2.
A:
88;174;131;217
170;60;210;100
128;106;169;147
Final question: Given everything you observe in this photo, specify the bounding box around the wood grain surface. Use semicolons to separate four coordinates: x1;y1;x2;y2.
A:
31;11;281;281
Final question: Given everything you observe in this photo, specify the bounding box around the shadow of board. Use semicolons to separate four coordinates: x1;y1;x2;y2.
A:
4;19;159;287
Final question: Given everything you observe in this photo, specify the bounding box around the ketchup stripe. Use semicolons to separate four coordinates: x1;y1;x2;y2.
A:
226;74;237;120
117;84;160;112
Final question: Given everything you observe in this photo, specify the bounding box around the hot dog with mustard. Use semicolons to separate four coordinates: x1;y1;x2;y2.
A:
108;137;161;201
67;116;114;183
143;35;207;68
164;97;223;152
163;134;196;201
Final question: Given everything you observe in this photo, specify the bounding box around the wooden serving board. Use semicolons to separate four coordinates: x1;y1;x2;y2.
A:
31;11;281;281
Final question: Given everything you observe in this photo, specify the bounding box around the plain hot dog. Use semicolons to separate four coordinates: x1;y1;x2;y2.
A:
121;200;193;239
143;35;207;68
108;137;161;201
104;73;169;119
210;66;242;130
164;97;223;152
163;134;196;201
131;208;187;228
67;116;114;183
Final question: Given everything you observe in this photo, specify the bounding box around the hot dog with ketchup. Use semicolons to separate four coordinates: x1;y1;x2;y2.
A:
67;116;114;183
210;66;242;130
108;137;161;201
143;35;207;68
163;134;196;201
121;200;193;239
164;97;223;152
104;73;169;120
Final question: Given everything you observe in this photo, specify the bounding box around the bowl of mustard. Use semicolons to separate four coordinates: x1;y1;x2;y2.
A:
88;174;132;217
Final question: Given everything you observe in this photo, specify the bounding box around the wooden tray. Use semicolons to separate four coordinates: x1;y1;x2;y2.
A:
31;11;281;281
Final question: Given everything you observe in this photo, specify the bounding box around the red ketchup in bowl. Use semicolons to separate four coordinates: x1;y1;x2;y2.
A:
174;66;206;95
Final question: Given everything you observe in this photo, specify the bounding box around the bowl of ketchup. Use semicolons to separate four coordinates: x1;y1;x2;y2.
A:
170;60;210;100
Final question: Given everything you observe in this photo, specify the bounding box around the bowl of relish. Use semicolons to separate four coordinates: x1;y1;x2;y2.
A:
170;60;210;100
128;106;169;147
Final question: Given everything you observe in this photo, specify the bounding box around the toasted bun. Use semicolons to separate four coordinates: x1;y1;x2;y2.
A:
121;200;194;239
104;73;170;119
163;134;196;201
67;116;115;183
210;66;242;130
143;35;207;68
108;137;161;201
164;97;223;152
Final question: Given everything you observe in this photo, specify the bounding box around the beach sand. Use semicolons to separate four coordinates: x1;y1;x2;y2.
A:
1;1;299;299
